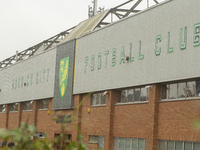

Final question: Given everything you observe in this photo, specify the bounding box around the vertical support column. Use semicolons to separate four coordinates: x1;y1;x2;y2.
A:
104;90;115;150
5;104;9;129
48;99;54;141
72;94;82;142
147;84;160;150
33;101;38;126
18;103;22;128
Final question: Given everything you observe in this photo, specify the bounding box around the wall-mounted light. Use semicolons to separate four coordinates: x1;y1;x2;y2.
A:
88;108;91;114
24;83;26;86
30;101;33;104
103;91;109;96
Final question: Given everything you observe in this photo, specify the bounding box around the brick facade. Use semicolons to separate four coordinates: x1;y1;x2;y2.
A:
0;84;200;150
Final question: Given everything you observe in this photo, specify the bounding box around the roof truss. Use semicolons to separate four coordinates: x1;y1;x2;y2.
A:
0;0;163;69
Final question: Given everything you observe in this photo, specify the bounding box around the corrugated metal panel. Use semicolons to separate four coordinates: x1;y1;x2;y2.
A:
59;10;109;44
0;49;56;104
74;0;200;94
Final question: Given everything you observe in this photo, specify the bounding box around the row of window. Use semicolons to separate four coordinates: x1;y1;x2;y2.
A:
161;80;200;100
87;138;200;150
91;86;149;106
114;138;146;150
92;79;200;106
0;99;50;113
159;140;200;150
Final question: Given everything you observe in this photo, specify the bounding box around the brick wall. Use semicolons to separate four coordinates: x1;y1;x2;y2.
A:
1;84;200;150
158;99;200;141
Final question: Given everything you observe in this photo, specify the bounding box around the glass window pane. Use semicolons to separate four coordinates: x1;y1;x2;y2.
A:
116;91;121;103
97;93;101;105
125;139;131;150
43;99;49;109
134;88;140;102
121;90;128;103
132;139;138;150
186;81;195;97
194;143;200;150
161;84;168;99
138;139;146;150
167;141;174;150
196;80;200;97
169;83;177;99
159;141;167;150
101;94;106;105
184;142;192;150
99;136;104;149
92;94;97;105
140;88;148;101
175;141;182;150
0;105;6;113
14;103;18;111
178;82;186;98
114;138;119;150
119;138;125;150
127;89;134;102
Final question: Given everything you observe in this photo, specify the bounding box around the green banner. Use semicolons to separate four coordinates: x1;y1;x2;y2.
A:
59;57;69;98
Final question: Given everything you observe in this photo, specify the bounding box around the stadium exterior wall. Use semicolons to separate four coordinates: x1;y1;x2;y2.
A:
0;0;200;149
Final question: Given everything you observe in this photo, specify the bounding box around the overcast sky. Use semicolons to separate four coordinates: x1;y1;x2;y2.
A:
0;0;164;61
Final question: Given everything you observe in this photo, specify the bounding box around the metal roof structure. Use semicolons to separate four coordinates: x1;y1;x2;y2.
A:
0;0;163;69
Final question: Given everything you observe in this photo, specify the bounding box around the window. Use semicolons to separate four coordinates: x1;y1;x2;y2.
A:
89;135;104;150
116;87;148;104
0;105;6;113
38;99;50;110
169;83;177;99
114;137;146;150
91;92;106;106
187;81;195;97
35;132;47;139
159;140;200;150
22;101;33;111
161;79;200;100
9;103;18;112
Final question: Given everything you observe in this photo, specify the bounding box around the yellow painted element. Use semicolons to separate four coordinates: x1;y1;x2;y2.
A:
60;59;69;86
73;40;77;94
48;111;50;115
88;108;91;113
61;83;65;97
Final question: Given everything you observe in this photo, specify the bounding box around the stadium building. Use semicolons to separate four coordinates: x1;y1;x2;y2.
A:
0;0;200;149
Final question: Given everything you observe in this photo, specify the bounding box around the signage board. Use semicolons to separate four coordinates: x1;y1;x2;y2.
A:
53;40;75;109
0;49;56;104
74;0;200;94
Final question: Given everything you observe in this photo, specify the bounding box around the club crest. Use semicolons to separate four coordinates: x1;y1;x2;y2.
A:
59;57;69;98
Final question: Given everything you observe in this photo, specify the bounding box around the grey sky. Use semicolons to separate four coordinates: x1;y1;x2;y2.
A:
0;0;163;61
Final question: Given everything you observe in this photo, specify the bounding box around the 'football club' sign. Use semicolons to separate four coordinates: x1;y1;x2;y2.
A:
59;57;69;98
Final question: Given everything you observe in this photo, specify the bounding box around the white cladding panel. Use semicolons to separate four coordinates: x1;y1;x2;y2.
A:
0;49;56;104
74;0;200;94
